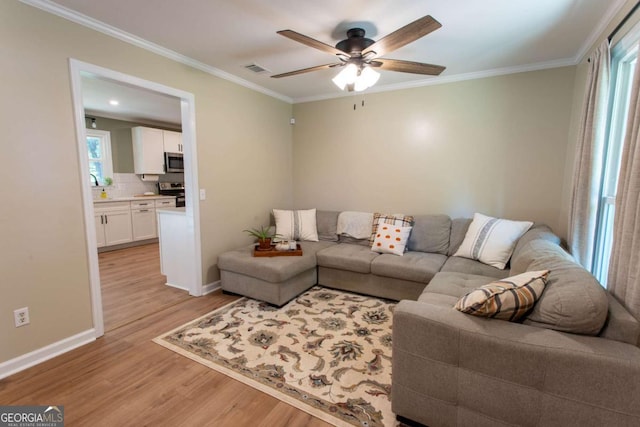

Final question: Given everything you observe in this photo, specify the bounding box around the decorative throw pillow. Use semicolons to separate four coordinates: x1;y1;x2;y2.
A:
369;213;414;245
272;208;319;242
371;223;413;256
454;270;549;321
453;213;533;269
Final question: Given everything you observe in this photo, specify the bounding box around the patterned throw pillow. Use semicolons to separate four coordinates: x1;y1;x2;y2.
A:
453;213;533;269
272;208;319;241
454;270;549;321
371;223;413;256
369;213;414;245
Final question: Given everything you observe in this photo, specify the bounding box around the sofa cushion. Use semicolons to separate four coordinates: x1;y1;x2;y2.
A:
454;270;549;321
599;293;640;345
417;292;460;307
371;223;412;255
338;235;371;247
441;256;511;279
298;240;338;255
316;210;339;242
448;218;472;256
453;213;533;269
273;208;319;241
510;225;561;275
422;272;496;301
521;240;609;336
218;245;318;283
371;252;447;283
316;243;379;273
407;214;451;255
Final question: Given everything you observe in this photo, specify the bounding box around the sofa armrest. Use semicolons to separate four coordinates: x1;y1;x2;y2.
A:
392;300;640;426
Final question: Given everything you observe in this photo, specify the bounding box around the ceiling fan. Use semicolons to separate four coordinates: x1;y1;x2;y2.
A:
272;15;446;92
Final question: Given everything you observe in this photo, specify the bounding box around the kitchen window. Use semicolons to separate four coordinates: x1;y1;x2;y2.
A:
86;129;113;186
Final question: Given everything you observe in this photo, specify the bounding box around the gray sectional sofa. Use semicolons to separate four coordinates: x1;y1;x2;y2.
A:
218;210;640;426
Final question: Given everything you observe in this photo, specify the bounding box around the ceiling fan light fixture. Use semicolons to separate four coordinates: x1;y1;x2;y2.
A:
357;66;380;90
332;63;358;90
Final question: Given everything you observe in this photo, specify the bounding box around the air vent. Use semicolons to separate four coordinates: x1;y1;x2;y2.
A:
244;63;270;74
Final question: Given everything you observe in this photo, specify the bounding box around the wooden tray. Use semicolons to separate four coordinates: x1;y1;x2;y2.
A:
253;244;303;257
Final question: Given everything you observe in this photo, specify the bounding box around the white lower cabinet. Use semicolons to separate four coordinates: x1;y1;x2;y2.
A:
95;212;106;247
131;204;157;241
104;210;134;245
94;197;174;249
94;201;132;247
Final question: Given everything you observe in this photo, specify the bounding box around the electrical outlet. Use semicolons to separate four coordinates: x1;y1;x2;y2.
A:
199;189;206;200
14;307;29;327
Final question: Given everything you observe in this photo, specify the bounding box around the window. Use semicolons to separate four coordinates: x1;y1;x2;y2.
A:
86;129;113;187
592;40;638;286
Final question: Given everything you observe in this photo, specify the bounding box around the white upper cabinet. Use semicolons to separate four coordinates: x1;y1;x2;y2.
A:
132;127;165;174
163;130;183;153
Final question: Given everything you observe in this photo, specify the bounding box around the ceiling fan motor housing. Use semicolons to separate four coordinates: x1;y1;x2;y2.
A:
335;28;375;55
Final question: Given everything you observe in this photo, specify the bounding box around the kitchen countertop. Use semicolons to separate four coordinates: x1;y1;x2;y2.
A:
93;195;175;203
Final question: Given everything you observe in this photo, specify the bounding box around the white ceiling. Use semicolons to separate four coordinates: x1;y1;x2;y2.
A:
82;73;182;125
30;0;626;121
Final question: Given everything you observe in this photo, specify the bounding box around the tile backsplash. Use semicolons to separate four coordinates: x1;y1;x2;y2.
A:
91;173;158;199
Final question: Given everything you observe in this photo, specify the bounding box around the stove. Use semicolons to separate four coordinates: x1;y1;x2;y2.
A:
158;182;185;207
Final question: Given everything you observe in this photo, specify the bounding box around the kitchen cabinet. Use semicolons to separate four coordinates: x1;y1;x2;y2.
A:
132;126;165;174
93;197;175;250
94;201;133;247
131;200;156;241
155;198;176;209
163;130;183;153
94;212;106;247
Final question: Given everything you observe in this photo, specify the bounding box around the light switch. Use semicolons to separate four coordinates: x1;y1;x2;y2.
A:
199;189;206;200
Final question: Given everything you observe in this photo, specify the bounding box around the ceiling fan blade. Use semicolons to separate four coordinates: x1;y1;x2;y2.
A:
277;30;345;56
375;58;445;76
271;63;341;78
362;15;442;57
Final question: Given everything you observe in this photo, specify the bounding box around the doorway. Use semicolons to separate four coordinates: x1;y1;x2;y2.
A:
69;59;203;338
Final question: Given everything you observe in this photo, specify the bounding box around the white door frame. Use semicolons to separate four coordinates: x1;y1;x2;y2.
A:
69;58;203;338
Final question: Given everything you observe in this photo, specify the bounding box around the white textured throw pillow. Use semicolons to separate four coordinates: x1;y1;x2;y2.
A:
371;223;412;256
273;208;319;242
454;213;533;269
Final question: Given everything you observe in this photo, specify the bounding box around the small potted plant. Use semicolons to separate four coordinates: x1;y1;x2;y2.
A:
243;226;280;251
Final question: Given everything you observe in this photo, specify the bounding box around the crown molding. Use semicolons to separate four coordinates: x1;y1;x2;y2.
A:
20;0;293;104
293;57;576;104
573;0;629;64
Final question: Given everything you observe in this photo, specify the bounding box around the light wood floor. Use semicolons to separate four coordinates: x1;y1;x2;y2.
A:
0;244;332;426
99;243;191;332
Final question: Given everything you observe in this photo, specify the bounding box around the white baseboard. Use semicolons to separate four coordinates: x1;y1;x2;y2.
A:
165;282;189;291
202;280;221;295
0;329;96;380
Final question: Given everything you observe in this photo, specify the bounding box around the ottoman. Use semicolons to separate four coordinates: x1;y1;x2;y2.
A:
218;243;328;306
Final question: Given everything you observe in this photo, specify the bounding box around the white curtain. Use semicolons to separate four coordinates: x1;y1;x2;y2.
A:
568;40;610;270
608;50;640;322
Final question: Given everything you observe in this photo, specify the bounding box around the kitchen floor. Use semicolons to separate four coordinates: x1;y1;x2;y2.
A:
99;242;191;332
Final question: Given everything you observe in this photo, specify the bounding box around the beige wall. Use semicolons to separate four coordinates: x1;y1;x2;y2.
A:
292;67;576;234
0;1;292;363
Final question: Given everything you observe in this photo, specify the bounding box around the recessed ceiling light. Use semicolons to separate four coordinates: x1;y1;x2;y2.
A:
109;99;119;106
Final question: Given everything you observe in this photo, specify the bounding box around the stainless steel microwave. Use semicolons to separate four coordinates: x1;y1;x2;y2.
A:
164;152;184;173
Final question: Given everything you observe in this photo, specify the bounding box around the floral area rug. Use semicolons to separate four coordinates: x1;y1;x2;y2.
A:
153;286;398;427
